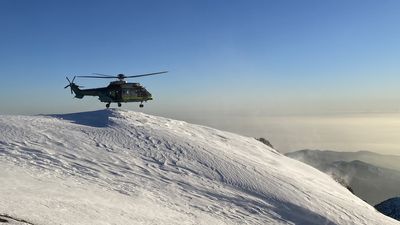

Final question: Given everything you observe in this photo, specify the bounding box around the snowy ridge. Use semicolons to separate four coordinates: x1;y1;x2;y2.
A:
0;109;397;225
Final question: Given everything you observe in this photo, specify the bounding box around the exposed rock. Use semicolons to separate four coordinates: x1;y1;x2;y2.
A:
256;137;274;148
375;197;400;221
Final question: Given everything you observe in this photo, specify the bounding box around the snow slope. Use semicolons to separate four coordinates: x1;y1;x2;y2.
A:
0;109;397;225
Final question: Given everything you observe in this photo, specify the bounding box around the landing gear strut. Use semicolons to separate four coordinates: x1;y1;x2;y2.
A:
118;102;122;107
106;103;110;108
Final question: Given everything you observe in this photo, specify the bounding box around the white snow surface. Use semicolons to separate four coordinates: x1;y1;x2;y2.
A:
0;109;397;225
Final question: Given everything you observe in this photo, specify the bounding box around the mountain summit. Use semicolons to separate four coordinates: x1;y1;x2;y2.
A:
0;109;396;225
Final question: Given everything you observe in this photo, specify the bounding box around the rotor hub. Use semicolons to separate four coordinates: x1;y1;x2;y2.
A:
117;74;125;80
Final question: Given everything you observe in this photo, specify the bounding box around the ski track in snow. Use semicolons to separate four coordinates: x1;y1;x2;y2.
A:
0;109;398;225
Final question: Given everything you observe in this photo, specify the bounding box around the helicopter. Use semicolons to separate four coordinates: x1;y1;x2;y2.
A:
64;71;167;108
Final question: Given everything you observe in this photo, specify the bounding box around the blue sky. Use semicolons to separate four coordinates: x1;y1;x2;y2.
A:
1;0;400;115
1;1;400;152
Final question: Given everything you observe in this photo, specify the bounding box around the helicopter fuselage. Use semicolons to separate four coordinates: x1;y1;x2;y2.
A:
65;71;166;108
69;80;152;108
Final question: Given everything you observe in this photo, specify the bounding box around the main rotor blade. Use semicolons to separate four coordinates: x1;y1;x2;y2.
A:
78;71;168;79
92;73;114;77
64;84;70;89
124;71;168;78
66;77;71;83
77;75;117;79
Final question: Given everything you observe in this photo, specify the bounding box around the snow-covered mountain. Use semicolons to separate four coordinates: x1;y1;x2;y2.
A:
0;109;397;225
376;197;400;221
286;150;400;205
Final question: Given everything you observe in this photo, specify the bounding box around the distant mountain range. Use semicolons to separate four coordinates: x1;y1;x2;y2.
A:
285;149;400;171
286;150;400;205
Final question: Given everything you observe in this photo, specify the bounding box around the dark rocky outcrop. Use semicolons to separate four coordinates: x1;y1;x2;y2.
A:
256;137;274;149
375;197;400;221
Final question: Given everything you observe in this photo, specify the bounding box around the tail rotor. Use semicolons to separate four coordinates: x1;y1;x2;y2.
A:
64;76;76;94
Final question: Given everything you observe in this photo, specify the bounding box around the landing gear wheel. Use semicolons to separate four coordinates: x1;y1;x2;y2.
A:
106;103;110;108
139;104;144;108
118;103;122;107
